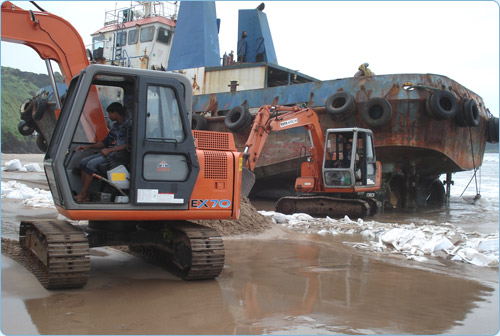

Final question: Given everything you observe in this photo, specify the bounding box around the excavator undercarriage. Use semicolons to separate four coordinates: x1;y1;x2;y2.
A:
19;220;224;289
275;195;377;219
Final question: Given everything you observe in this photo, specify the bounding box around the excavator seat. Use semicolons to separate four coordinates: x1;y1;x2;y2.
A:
71;151;130;202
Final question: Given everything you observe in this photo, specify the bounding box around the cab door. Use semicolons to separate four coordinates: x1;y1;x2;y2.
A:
132;76;199;209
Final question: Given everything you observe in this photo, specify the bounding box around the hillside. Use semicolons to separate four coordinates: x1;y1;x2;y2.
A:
1;66;64;153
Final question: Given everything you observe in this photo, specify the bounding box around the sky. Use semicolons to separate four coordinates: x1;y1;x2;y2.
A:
1;1;499;116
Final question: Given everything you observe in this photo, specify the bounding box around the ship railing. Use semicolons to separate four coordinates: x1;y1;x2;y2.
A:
103;1;178;27
114;54;150;69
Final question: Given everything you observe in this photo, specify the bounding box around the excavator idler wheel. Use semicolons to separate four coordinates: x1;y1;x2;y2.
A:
19;220;90;289
130;222;225;281
275;198;297;214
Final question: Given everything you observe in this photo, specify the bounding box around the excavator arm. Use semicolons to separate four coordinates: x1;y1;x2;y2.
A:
1;1;108;144
244;105;326;172
1;1;89;85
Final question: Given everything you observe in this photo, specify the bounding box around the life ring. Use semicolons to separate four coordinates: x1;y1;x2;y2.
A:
325;91;355;120
191;113;208;130
426;90;458;120
18;120;35;136
487;117;499;143
361;97;392;128
224;105;251;132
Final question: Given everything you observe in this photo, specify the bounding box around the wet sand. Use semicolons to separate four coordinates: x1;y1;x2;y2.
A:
1;154;499;335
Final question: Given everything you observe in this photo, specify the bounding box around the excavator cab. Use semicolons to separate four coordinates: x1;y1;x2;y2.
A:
45;64;242;221
322;128;379;190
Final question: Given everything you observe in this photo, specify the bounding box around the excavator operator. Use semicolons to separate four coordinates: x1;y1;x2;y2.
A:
336;141;353;168
75;102;131;202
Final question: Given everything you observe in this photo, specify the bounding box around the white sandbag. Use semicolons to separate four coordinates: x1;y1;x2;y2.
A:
4;159;23;171
24;163;42;172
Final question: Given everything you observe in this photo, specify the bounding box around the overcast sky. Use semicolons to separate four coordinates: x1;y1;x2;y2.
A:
1;1;498;116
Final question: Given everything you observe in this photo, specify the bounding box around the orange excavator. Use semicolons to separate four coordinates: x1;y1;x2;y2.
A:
2;2;243;289
243;105;382;218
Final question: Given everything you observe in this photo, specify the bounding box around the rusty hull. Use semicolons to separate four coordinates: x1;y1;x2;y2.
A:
197;73;489;179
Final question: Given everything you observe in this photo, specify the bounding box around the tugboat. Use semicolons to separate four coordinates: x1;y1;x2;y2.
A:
90;1;178;69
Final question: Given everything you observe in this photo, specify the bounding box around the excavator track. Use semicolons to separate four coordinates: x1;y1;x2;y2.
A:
19;220;90;289
275;195;374;219
129;222;225;280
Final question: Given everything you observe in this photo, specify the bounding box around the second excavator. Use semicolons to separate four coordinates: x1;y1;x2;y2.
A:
243;105;382;218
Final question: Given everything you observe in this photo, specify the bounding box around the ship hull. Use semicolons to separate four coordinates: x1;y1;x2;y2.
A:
193;72;492;205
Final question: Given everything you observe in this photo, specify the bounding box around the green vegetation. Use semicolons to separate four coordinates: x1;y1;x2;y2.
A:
1;66;63;153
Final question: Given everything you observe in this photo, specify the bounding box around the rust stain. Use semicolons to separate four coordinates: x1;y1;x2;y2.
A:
308;92;314;107
387;84;399;97
206;94;218;116
192;74;201;95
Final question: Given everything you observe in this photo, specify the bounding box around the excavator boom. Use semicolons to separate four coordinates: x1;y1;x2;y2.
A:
244;105;325;172
1;1;108;146
1;1;89;85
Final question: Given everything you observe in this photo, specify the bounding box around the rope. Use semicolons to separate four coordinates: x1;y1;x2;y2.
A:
460;168;479;197
460;127;481;199
30;1;46;12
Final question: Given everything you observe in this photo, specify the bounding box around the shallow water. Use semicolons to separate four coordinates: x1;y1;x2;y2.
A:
1;153;499;335
2;237;498;335
253;153;500;235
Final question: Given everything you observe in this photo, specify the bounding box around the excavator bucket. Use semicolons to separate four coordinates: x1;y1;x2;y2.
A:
241;167;256;197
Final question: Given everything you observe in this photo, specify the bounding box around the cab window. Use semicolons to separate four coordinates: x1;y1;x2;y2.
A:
146;86;184;142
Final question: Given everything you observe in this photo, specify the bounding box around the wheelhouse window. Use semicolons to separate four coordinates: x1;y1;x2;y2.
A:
146;86;184;142
128;29;138;45
92;35;105;60
116;32;127;47
140;26;155;43
157;27;172;44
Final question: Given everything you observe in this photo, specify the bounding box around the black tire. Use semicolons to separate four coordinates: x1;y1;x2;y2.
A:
455;103;468;127
18;120;35;136
34;97;48;121
224;105;251;132
191;113;208;130
487;117;499;143
36;133;48;152
19;98;33;115
361;97;392;128
325;91;355;121
426;90;458;120
463;99;480;127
